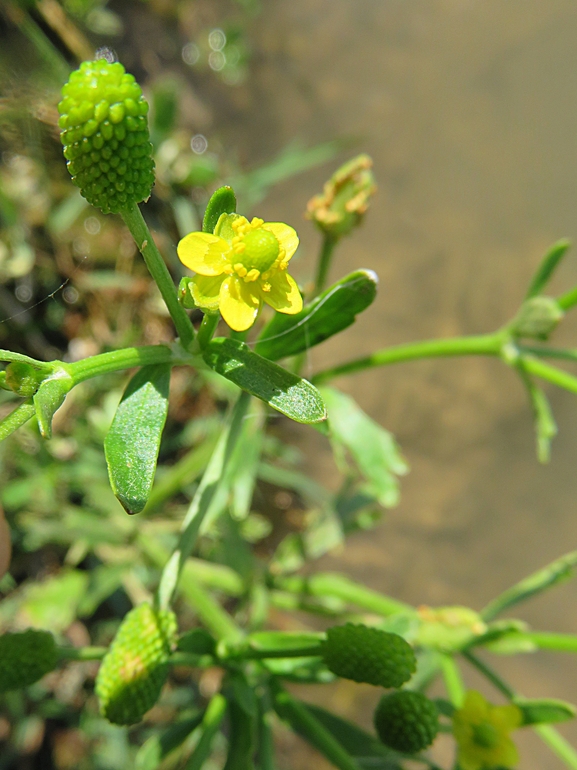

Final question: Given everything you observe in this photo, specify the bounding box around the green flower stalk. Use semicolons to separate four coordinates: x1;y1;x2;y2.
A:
58;59;155;214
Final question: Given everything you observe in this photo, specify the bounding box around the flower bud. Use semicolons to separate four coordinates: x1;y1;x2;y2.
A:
511;296;564;340
58;59;155;214
4;362;43;397
306;154;376;238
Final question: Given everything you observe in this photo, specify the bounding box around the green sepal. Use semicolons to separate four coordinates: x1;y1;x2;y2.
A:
104;363;171;514
178;276;197;309
514;697;576;726
203;337;327;424
33;371;74;439
255;269;378;360
203;186;237;234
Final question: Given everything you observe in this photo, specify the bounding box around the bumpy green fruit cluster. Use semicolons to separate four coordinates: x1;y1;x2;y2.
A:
0;629;58;693
322;623;416;688
58;59;155;214
374;691;439;754
95;603;177;725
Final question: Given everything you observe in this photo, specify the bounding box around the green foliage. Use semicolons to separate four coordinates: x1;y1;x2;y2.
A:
105;363;171;514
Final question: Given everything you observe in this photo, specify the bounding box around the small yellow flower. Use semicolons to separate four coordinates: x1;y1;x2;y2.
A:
453;691;522;770
177;213;303;332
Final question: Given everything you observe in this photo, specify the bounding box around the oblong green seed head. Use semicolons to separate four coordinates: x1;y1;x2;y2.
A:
58;59;155;214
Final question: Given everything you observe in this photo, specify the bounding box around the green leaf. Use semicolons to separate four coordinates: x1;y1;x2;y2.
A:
525;239;571;299
104;364;171;514
135;712;203;770
203;338;327;424
481;549;577;621
33;372;74;439
255;270;378;361
515;698;576;726
0;400;36;442
305;704;403;769
203;186;237;234
320;387;408;507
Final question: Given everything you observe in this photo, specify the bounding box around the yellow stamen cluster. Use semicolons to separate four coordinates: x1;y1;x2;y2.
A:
225;217;288;286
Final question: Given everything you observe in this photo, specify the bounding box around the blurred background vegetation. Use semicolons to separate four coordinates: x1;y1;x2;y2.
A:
3;1;577;768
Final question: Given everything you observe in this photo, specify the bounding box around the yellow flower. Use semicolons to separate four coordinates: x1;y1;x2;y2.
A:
453;691;522;770
177;213;303;332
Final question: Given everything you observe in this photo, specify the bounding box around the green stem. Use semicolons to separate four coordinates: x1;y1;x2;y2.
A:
314;234;338;296
461;650;514;698
0;400;36;441
521;632;577;652
271;681;362;770
185;693;227;770
557;285;577;311
520;356;577;396
179;567;242;641
311;333;504;384
121;201;195;350
57;646;107;661
440;654;465;708
194;313;220;352
66;345;178;385
156;392;250;613
533;725;577;769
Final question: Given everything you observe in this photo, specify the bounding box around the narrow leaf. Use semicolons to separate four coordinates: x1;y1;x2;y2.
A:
203;186;237;234
203;338;326;424
481;550;577;621
135;712;203;770
320;386;408;507
515;697;576;726
0;400;36;442
525;239;571;299
105;364;171;514
255;270;378;360
521;375;557;463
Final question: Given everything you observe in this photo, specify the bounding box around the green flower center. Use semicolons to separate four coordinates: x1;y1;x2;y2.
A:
240;228;279;273
472;721;500;749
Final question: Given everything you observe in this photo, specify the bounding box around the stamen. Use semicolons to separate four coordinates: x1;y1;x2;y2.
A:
245;269;260;282
262;282;271;292
234;263;247;277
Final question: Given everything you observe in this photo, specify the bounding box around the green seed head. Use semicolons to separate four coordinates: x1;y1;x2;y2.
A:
240;228;280;272
374;690;440;754
322;623;416;688
58;59;155;214
0;630;58;693
95;603;177;725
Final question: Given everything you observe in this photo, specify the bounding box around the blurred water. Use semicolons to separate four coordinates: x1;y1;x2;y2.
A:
232;2;577;767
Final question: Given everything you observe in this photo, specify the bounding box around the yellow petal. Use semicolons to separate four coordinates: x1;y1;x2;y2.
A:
491;704;522;732
262;222;299;262
493;737;519;767
190;274;225;311
177;232;231;276
219;276;261;331
262;272;303;315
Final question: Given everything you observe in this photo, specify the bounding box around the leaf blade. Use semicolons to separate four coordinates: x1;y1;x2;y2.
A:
104;364;171;514
255;270;378;360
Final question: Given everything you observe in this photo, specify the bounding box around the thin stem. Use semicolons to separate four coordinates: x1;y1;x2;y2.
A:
271;681;362;770
314;234;338;296
57;646;107;661
534;725;577;770
311;333;504;384
522;632;577;652
194;313;220;352
66;345;177;385
520;356;577;396
157;392;250;613
462;651;514;698
121;202;195;350
185;693;227;770
440;654;465;708
0;400;36;441
558;285;577;311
